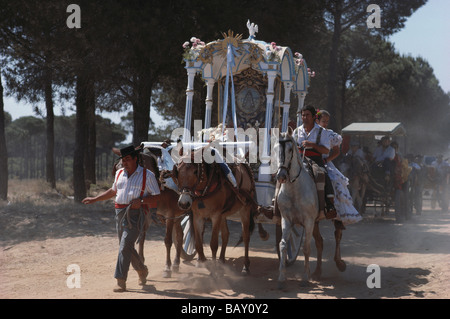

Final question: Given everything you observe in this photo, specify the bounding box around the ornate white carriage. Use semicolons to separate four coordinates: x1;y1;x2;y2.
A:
179;21;312;208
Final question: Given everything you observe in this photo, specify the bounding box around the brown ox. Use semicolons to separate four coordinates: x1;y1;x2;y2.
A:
112;146;188;278
172;146;259;274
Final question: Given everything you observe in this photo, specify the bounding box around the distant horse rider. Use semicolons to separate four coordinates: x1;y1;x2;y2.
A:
372;136;395;182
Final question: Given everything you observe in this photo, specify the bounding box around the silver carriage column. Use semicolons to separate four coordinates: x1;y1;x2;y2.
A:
258;68;276;181
183;60;202;142
294;55;309;127
204;78;215;137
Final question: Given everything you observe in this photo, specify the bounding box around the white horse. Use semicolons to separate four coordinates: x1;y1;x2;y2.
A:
276;128;347;289
276;127;323;289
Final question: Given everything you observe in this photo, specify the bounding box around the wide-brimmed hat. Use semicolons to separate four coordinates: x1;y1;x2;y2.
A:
119;145;139;158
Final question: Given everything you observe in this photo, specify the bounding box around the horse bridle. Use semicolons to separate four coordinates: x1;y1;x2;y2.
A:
176;161;213;199
277;137;302;183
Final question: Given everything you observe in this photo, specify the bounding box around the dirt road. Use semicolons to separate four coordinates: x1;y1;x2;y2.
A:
1;195;449;299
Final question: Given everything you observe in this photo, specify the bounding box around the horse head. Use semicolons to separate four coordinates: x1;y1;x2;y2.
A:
173;148;207;210
276;127;299;184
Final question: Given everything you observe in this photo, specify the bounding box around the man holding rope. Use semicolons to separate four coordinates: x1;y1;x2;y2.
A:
82;145;160;292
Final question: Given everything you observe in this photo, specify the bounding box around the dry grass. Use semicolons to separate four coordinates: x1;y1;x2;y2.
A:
0;179;116;244
4;179;112;204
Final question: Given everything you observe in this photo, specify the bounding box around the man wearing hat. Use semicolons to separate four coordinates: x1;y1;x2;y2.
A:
82;145;160;292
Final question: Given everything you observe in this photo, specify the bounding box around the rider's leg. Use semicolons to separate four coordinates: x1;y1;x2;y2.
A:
324;173;337;219
218;162;238;188
212;148;238;188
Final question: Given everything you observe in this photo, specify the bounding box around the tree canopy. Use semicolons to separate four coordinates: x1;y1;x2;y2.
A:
1;0;448;201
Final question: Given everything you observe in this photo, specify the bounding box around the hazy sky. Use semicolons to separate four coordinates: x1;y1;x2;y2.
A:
3;0;450;123
388;0;450;93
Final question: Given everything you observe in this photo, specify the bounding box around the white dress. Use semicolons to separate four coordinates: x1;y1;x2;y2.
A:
324;130;362;226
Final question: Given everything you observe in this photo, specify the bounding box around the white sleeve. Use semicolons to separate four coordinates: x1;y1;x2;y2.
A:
387;147;395;160
112;169;122;191
328;130;342;148
146;170;161;195
319;129;331;151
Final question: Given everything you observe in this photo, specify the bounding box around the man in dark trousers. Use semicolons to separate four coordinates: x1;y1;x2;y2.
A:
82;145;160;292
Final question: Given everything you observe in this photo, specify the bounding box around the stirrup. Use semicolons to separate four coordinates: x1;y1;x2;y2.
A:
325;206;337;219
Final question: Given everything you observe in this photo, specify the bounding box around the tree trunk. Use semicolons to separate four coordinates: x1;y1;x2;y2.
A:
326;0;343;131
73;70;92;202
132;72;152;146
340;73;347;129
44;69;56;188
0;71;8;200
84;84;96;187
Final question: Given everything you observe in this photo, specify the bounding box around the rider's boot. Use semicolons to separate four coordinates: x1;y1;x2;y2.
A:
324;172;337;219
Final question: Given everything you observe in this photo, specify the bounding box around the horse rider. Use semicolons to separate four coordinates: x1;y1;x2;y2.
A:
82;145;161;292
295;105;337;219
372;136;395;182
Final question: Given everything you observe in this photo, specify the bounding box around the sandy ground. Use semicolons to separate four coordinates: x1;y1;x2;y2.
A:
1;189;449;300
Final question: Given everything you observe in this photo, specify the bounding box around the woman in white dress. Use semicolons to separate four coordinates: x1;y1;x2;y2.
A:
316;110;362;226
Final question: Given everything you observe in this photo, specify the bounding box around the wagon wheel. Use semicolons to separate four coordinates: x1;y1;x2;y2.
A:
275;223;303;267
178;214;197;261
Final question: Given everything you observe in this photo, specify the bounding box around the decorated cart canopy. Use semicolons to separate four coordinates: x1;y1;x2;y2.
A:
181;20;312;142
179;21;313;206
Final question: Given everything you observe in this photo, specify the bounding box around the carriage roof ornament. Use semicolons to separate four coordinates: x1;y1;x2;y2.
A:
246;19;258;41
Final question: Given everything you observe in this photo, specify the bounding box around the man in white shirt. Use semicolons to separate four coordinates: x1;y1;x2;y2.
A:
82;145;160;292
373;136;395;162
372;136;395;179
